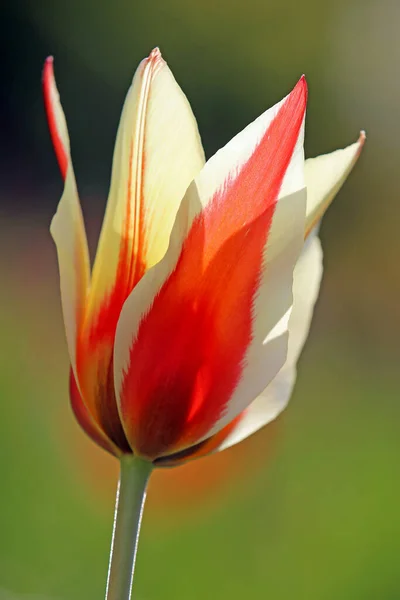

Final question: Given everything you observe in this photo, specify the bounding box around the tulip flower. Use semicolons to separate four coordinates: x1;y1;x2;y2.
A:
43;48;364;599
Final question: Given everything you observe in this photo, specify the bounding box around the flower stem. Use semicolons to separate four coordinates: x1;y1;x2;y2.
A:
105;455;153;600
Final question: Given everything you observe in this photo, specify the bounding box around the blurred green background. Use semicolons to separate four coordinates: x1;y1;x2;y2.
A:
1;0;399;598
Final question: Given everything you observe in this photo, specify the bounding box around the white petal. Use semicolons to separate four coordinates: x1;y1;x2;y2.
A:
305;132;365;236
217;232;323;451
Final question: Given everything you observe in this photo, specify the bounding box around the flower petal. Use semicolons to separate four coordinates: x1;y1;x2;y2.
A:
212;231;323;453
69;369;120;456
114;77;308;460
44;60;118;452
85;47;205;327
43;58;90;380
75;49;205;446
305;132;365;237
215;133;367;455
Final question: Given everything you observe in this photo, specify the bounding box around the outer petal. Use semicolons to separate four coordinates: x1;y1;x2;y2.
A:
44;59;119;453
114;78;308;460
43;58;90;380
212;231;323;453
69;369;120;456
214;134;367;454
305;132;365;237
76;49;205;446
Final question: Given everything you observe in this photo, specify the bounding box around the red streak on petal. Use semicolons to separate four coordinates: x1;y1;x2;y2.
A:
120;78;307;461
42;57;68;181
69;368;118;456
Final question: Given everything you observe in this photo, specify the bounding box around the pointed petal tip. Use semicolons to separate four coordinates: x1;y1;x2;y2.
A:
147;47;164;66
358;129;366;148
42;56;55;83
354;130;366;160
347;130;366;160
137;47;165;79
150;47;161;57
304;129;367;238
290;75;308;114
298;74;308;96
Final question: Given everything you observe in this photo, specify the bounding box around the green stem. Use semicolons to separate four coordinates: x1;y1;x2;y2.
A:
105;455;153;600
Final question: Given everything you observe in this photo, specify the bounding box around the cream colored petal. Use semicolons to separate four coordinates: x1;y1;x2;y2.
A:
221;133;366;449
216;232;323;451
84;48;205;324
305;132;365;237
43;58;90;377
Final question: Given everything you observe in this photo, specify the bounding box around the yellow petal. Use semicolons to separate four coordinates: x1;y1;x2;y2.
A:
305;132;365;237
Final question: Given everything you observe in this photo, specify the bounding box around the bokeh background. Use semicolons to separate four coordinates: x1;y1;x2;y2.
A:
1;0;399;598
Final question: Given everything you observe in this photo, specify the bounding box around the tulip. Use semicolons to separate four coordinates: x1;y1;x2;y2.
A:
43;48;364;599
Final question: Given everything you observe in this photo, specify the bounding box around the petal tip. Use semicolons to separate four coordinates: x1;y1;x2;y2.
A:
149;47;161;58
298;74;308;98
358;129;366;147
290;75;308;116
147;47;164;67
351;131;366;164
42;55;68;180
138;47;165;79
42;56;55;83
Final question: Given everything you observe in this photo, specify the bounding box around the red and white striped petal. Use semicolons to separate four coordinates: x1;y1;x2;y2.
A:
76;49;205;442
305;132;365;237
218;134;367;454
114;77;308;461
213;231;323;453
43;58;90;381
